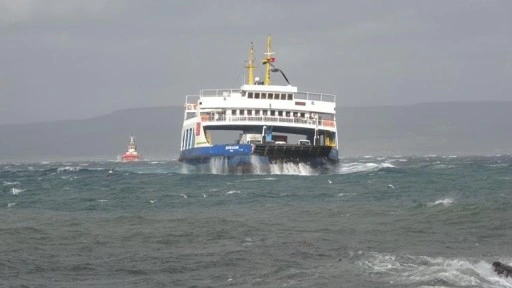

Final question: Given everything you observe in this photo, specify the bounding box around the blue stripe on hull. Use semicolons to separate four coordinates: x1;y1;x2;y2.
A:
180;144;253;160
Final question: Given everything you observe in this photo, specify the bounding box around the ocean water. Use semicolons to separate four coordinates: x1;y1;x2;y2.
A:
1;155;512;288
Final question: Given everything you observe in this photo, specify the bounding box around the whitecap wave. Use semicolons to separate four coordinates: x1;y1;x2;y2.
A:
226;190;241;195
11;187;24;195
339;162;395;174
357;251;512;287
57;166;81;172
427;198;454;207
3;181;20;186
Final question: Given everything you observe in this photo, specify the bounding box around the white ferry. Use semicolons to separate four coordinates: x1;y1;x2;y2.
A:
179;36;339;172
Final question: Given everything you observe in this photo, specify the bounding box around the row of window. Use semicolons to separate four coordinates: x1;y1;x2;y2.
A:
246;92;294;100
182;128;195;150
231;109;306;118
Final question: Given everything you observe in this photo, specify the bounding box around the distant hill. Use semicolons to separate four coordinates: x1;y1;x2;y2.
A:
1;102;511;162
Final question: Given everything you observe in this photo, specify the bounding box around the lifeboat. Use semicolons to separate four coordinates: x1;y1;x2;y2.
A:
121;136;142;162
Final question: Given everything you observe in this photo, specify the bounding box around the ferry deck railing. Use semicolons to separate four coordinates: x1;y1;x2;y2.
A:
185;90;336;104
198;115;336;128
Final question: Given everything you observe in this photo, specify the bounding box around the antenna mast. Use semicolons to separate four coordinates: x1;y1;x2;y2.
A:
263;34;274;85
245;42;255;85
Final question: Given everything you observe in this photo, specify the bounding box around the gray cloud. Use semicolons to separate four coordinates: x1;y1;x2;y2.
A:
1;0;511;124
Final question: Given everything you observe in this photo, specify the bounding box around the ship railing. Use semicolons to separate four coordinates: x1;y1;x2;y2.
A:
294;92;335;103
187;89;336;103
201;115;335;128
185;95;200;105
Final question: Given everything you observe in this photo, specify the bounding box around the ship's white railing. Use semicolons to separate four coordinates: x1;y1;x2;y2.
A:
199;115;336;128
185;89;336;103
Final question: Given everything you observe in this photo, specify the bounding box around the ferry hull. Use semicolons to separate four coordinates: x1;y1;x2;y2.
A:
121;155;141;162
179;144;338;173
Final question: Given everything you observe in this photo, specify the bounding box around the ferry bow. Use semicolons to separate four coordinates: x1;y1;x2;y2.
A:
178;36;339;172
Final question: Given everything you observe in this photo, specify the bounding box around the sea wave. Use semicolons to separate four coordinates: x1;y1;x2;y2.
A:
356;251;512;288
427;198;455;207
339;162;395;174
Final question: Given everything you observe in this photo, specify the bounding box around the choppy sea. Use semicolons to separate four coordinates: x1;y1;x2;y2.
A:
1;155;512;287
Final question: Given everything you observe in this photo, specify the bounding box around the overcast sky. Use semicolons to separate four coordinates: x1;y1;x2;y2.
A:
1;0;511;124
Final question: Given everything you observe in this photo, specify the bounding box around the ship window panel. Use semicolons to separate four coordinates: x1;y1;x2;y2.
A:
239;109;245;116
280;94;286;100
255;93;260;99
300;112;305;118
295;93;307;100
287;94;293;100
261;93;266;99
293;112;298;117
278;111;283;117
188;128;192;149
247;110;253;116
184;129;189;149
268;93;273;99
270;110;276;116
187;129;191;149
248;92;253;99
231;109;237;116
262;110;268;116
286;111;291;117
255;110;260;116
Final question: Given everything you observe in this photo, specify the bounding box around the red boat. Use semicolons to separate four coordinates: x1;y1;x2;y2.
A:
121;136;142;162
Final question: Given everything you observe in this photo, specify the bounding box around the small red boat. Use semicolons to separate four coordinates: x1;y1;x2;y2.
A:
121;136;142;162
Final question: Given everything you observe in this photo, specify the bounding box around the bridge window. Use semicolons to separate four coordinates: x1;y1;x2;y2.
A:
247;110;253;116
268;93;273;99
240;109;245;116
287;94;293;100
293;112;298;117
262;110;268;116
286;111;291;117
255;109;260;116
248;92;253;99
280;93;286;100
261;93;266;99
231;109;237;116
270;110;276;116
278;111;283;117
255;93;260;99
300;112;305;118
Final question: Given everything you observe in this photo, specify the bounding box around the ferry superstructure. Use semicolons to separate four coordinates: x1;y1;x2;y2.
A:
179;36;339;173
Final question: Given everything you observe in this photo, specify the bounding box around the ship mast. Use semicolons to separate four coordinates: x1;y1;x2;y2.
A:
245;42;255;85
263;34;274;86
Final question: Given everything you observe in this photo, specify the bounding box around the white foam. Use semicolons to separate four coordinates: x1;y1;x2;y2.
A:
339;162;395;174
209;157;229;174
427;198;454;207
226;190;241;195
57;166;81;172
7;202;16;208
3;181;20;186
11;187;24;195
269;162;317;175
358;252;512;287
